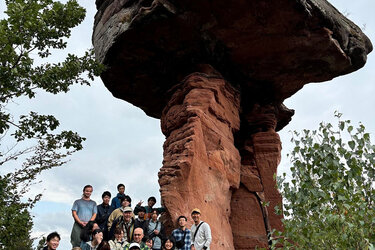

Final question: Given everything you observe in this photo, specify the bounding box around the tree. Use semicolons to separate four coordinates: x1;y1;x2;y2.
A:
0;0;102;248
272;112;375;249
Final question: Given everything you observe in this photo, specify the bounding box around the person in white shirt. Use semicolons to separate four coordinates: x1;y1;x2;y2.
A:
190;208;211;250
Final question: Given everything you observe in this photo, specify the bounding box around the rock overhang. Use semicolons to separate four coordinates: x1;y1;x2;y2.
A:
93;0;372;122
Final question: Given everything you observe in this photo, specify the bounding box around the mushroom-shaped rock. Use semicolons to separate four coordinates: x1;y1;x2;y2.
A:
92;0;372;249
93;0;372;118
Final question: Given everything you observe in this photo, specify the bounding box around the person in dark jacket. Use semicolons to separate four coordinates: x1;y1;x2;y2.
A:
135;206;148;235
43;232;60;250
96;191;114;241
134;197;165;220
111;184;130;209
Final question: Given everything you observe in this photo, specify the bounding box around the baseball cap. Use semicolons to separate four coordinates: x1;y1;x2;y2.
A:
123;206;133;212
191;208;201;214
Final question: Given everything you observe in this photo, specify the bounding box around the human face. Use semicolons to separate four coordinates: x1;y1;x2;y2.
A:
115;231;124;241
191;212;201;224
138;211;145;219
148;200;156;207
121;199;130;208
164;239;173;250
118;186;125;194
123;211;132;222
133;228;143;243
83;187;93;199
47;236;60;250
102;195;110;205
178;217;187;228
151;211;158;221
146;239;153;248
93;232;103;244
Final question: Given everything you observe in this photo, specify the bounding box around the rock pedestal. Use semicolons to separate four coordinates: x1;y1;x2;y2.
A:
159;72;241;249
92;0;372;248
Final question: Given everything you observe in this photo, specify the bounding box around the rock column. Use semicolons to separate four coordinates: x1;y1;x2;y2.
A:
159;71;241;249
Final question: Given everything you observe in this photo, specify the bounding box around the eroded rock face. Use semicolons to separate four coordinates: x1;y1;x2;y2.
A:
159;72;241;249
92;0;372;248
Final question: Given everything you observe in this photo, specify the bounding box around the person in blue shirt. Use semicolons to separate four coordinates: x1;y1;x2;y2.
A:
111;183;127;209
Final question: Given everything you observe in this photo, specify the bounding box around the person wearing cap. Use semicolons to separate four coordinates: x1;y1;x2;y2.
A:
190;208;211;250
107;195;132;232
96;191;114;241
114;206;136;243
172;215;191;250
124;228;150;250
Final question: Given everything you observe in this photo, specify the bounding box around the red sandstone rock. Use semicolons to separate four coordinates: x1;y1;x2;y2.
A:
159;73;241;249
92;1;372;249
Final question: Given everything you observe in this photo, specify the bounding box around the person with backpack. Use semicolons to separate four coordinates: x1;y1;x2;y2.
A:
190;209;211;250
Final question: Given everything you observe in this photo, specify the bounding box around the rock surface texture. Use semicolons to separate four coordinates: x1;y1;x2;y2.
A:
93;0;372;248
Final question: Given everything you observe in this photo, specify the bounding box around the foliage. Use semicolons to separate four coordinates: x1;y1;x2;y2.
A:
0;0;103;249
272;112;375;249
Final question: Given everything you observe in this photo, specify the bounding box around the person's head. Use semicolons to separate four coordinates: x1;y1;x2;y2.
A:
191;208;201;223
120;195;132;208
147;196;156;207
102;191;111;205
114;228;124;241
123;206;133;222
80;221;99;242
92;229;103;245
177;215;187;228
98;241;110;250
117;184;125;194
46;232;60;250
129;242;141;250
82;185;93;199
151;208;159;221
162;235;176;250
146;238;153;249
133;228;144;243
137;206;146;219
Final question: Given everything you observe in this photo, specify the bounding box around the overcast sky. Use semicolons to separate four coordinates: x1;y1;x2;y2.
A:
1;0;374;249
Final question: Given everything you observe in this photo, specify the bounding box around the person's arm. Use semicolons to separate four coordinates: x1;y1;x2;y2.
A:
90;213;97;222
156;206;166;214
72;210;85;227
203;224;212;249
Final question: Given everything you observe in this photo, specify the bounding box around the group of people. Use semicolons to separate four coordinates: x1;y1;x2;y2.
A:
42;184;212;250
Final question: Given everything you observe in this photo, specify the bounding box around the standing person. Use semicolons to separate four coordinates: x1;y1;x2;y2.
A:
145;209;165;250
124;228;150;250
96;191;114;241
111;184;128;209
135;197;165;220
190;209;211;250
71;185;97;248
172;216;191;250
43;232;60;250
